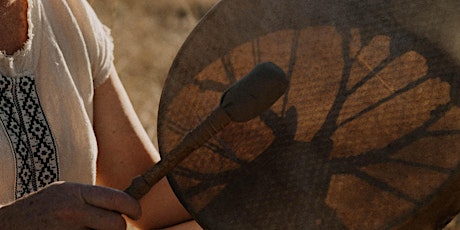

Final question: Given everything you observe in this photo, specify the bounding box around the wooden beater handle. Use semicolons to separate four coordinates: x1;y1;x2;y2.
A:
124;62;288;199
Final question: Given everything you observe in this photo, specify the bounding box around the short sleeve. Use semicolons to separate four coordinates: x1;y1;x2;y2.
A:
66;0;115;88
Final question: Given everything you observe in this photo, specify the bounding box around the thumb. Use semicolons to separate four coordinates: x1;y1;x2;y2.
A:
81;185;142;220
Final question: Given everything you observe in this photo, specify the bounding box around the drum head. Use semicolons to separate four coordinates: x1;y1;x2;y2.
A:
158;0;460;229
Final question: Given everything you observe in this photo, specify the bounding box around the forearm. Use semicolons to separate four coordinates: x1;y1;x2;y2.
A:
94;71;194;229
126;177;193;229
162;220;202;230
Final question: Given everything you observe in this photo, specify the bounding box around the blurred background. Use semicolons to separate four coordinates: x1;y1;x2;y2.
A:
90;0;218;148
89;0;459;229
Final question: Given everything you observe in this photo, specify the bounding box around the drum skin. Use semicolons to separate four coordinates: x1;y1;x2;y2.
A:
157;0;460;229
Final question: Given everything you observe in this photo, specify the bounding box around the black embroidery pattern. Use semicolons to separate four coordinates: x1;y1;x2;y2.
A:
0;75;59;199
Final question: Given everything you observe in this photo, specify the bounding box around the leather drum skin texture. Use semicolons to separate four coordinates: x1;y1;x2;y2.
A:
157;0;460;229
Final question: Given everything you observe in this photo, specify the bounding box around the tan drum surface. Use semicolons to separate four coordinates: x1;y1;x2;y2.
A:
157;0;460;229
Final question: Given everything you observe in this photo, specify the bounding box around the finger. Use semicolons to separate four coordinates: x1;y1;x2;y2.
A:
81;206;127;230
80;185;142;220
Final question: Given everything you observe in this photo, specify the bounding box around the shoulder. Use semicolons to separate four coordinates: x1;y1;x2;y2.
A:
39;0;114;86
39;0;111;47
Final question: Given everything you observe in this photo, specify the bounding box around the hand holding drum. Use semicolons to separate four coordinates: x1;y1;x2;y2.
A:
124;62;289;199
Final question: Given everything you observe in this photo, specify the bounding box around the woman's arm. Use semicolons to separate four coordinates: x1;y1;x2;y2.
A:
93;68;199;229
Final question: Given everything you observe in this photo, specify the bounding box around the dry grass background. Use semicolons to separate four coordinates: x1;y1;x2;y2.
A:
90;0;218;148
89;0;459;229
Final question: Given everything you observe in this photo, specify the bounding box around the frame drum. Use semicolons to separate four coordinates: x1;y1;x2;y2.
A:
158;0;460;229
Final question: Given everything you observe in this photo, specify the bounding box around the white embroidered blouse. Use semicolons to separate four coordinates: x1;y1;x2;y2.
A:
0;0;113;203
